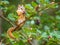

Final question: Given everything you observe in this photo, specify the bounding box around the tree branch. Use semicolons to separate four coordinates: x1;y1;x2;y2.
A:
0;9;16;27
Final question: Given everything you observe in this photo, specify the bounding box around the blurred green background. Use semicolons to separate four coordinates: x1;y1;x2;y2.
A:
0;0;60;45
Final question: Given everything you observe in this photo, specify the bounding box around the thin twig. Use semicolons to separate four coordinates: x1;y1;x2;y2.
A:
0;16;16;27
0;9;16;27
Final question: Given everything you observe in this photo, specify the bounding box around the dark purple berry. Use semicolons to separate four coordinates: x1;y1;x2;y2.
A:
35;19;40;25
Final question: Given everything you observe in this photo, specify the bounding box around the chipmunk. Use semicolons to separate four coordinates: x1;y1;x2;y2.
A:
7;5;26;39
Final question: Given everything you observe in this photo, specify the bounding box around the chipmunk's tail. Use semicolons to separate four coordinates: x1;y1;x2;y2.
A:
7;21;25;39
7;27;16;39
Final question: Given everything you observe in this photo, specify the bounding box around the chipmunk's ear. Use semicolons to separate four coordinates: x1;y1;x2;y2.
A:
22;5;25;9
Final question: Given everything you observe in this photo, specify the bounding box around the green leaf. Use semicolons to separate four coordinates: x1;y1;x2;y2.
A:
56;15;60;20
26;12;30;17
36;0;40;4
19;40;25;45
45;0;50;3
36;29;41;34
8;13;16;21
44;25;50;30
41;32;48;38
31;20;35;24
0;0;9;5
31;1;37;7
25;4;33;10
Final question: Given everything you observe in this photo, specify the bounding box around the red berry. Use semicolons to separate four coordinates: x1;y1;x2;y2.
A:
48;36;52;39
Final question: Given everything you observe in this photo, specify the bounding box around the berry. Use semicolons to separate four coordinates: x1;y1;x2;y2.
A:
35;19;40;25
48;36;52;39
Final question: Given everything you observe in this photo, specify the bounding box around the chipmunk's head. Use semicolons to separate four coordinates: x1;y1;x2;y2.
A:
16;5;25;16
